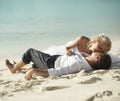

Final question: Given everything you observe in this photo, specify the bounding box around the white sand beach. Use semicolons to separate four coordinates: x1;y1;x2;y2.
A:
0;41;120;101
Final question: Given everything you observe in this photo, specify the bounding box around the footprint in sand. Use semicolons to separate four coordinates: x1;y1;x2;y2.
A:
0;79;45;93
86;96;95;101
0;80;12;85
0;80;4;83
78;77;102;84
114;70;120;74
0;90;13;97
112;76;120;81
86;90;113;101
111;70;120;81
102;91;112;96
61;74;77;79
42;86;70;91
92;69;108;75
11;80;46;92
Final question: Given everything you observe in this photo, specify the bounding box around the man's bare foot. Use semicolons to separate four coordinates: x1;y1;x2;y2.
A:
13;60;16;65
5;59;16;73
24;69;34;80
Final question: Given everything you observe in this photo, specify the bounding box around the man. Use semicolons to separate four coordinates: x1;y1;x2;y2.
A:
5;48;111;80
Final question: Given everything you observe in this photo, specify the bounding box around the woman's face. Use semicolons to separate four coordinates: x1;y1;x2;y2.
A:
89;41;108;53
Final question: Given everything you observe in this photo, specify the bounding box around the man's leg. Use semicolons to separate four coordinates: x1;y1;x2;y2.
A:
24;68;49;80
5;48;37;73
23;48;51;69
24;68;34;80
6;48;50;73
5;59;26;73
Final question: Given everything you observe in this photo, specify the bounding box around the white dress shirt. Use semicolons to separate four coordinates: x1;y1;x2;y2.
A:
48;52;93;76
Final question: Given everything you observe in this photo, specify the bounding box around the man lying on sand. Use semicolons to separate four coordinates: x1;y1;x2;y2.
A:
5;48;111;80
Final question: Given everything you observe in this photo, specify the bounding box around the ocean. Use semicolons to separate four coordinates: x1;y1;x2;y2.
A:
0;32;81;61
0;32;119;57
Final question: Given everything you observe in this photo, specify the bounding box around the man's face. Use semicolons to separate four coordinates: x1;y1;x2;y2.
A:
91;52;103;62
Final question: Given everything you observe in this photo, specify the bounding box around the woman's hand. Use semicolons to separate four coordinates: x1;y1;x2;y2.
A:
65;50;75;56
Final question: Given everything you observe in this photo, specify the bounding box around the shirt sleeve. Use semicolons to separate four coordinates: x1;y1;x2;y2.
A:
48;65;81;76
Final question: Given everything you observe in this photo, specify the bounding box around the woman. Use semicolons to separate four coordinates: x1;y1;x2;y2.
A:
65;34;111;56
44;34;111;56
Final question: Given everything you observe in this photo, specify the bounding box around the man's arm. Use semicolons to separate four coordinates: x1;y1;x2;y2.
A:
48;65;80;77
25;61;80;80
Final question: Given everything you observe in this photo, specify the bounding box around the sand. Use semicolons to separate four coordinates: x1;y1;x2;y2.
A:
0;41;120;101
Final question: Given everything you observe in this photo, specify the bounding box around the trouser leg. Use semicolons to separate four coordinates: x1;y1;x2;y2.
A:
22;48;50;69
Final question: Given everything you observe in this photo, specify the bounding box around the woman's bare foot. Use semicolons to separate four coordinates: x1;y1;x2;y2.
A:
5;59;16;73
24;69;34;80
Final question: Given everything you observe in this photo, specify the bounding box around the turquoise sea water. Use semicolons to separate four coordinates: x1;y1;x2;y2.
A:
0;32;119;56
0;0;120;64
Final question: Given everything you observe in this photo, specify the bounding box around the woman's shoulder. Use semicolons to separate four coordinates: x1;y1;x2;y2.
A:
73;36;90;44
77;36;90;41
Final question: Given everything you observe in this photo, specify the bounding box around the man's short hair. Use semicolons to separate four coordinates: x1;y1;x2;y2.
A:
91;54;111;70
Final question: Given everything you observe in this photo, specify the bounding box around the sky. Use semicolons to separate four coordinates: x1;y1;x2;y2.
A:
0;0;120;38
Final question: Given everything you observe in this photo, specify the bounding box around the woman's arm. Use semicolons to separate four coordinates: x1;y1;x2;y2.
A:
65;36;90;56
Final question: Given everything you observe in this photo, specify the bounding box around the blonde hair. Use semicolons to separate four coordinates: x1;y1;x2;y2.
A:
88;34;112;52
